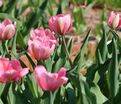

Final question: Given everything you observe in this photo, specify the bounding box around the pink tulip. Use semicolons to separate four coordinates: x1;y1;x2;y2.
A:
48;14;72;35
34;65;68;91
108;11;121;30
28;28;58;60
0;58;29;83
0;19;16;40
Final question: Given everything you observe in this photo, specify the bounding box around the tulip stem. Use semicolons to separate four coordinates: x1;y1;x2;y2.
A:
50;92;54;104
1;41;9;56
62;36;72;65
50;90;58;104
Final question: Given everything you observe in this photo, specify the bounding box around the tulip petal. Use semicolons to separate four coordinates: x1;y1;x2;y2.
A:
57;17;65;34
48;16;56;31
108;11;116;27
56;77;68;88
34;66;48;91
20;68;29;77
58;67;66;77
112;14;120;29
2;19;12;26
45;73;58;91
0;58;9;75
63;15;72;34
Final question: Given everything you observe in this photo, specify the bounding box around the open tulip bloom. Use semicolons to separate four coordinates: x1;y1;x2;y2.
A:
0;58;29;83
28;28;58;60
34;65;68;91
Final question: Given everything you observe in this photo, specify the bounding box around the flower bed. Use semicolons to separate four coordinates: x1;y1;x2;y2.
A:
0;1;121;104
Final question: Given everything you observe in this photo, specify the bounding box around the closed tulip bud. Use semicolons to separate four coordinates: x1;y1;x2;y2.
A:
108;11;121;30
0;58;29;83
34;65;68;91
48;14;72;35
0;19;16;40
28;28;58;60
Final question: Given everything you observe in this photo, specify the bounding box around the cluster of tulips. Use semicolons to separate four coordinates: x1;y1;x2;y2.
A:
0;10;120;93
0;14;72;91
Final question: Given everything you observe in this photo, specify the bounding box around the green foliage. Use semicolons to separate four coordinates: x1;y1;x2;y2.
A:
87;29;121;103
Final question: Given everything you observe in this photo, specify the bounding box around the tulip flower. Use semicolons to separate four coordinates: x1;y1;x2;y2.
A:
34;65;68;91
0;19;16;40
28;28;58;60
108;11;121;30
0;58;29;83
48;14;72;35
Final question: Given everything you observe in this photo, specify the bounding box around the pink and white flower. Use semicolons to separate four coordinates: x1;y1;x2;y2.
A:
108;11;121;30
48;14;72;35
34;65;68;91
0;19;16;40
28;28;58;60
0;58;29;83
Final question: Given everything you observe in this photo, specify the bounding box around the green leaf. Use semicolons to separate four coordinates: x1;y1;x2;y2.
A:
91;84;107;103
66;87;76;104
113;86;121;104
96;27;108;64
0;99;3;104
39;0;48;11
69;73;96;104
60;42;66;58
52;58;66;73
117;38;121;53
16;31;26;48
73;6;85;25
13;84;35;104
73;29;90;72
27;74;42;98
1;83;11;104
110;29;119;39
11;32;17;58
4;0;17;14
56;2;62;14
0;83;6;96
7;84;16;104
81;77;96;104
41;92;50;104
107;38;119;101
67;38;73;54
45;58;53;72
